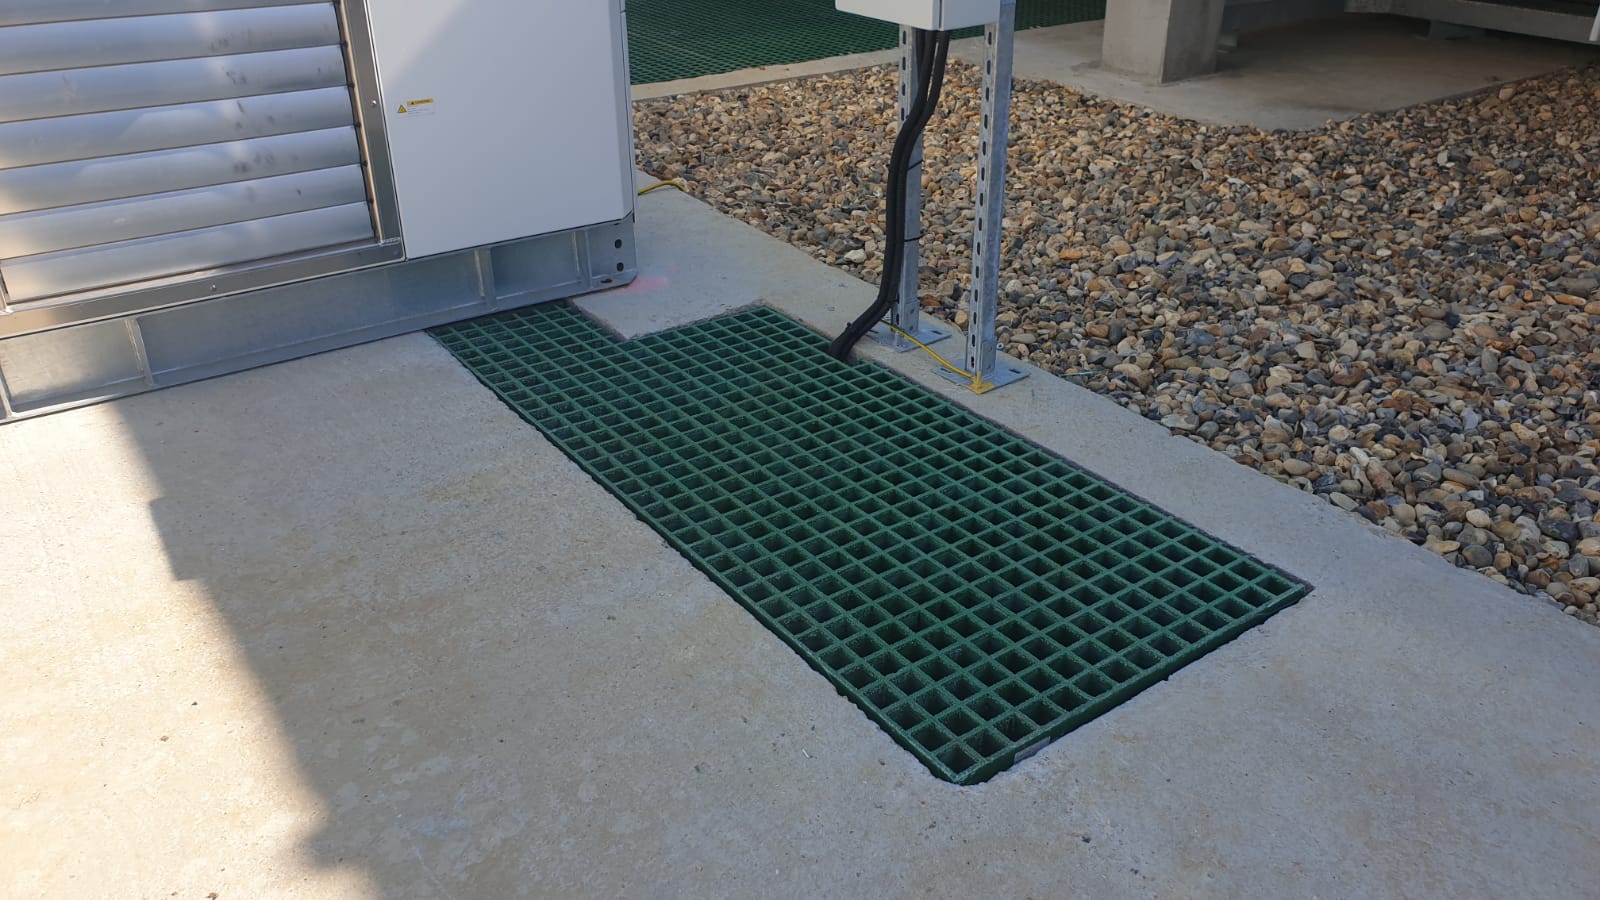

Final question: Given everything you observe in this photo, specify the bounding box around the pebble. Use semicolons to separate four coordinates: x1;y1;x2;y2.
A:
636;64;1600;629
1282;459;1313;477
1543;519;1582;545
1462;544;1494;568
1302;279;1337;300
1421;321;1454;342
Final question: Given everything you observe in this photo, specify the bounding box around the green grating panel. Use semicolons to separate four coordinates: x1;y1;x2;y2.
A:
432;306;1310;785
628;0;1108;84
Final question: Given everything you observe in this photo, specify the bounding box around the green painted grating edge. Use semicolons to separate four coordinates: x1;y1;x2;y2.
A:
431;305;1311;785
627;0;1108;85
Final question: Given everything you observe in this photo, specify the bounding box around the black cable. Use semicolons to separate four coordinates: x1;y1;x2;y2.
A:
837;27;932;356
827;29;943;362
827;29;952;362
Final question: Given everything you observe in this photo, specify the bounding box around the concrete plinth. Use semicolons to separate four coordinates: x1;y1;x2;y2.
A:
1102;0;1226;83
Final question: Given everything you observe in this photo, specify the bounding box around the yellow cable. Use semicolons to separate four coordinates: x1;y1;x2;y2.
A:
882;322;995;394
883;323;1097;391
638;178;688;196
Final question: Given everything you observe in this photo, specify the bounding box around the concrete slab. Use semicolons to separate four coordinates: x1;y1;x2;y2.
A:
573;174;864;340
637;16;1599;131
989;16;1600;130
5;171;1599;898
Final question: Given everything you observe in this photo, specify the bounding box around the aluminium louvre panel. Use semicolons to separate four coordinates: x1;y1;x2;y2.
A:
0;2;378;306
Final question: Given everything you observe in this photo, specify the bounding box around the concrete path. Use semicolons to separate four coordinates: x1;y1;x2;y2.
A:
636;17;1598;131
3;177;1597;898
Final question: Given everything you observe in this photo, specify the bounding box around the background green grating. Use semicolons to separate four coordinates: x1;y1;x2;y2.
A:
432;306;1309;785
627;0;1108;84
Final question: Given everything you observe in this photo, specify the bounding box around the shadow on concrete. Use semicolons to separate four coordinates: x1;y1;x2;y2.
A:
101;10;739;898
81;8;1600;900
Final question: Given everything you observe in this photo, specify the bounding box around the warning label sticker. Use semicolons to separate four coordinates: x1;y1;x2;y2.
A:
396;98;437;118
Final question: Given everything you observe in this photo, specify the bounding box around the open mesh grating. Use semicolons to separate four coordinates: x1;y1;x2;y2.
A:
432;305;1309;784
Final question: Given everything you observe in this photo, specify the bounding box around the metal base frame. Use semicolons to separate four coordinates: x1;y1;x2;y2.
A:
0;216;637;423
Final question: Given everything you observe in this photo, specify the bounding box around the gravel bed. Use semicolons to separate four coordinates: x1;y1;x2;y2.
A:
634;64;1600;625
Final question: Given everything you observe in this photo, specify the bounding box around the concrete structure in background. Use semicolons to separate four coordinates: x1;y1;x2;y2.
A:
1102;0;1600;84
1102;0;1226;82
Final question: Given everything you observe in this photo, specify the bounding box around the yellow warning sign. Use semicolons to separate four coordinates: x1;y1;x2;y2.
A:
396;98;434;118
